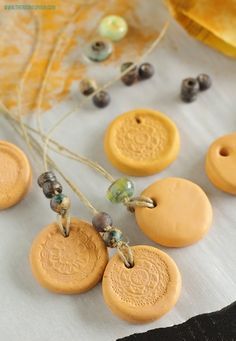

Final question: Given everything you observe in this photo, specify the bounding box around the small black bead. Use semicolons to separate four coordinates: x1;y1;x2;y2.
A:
180;78;199;102
181;78;199;95
42;181;63;198
37;171;57;188
197;73;212;91
92;91;110;108
121;62;138;86
138;62;155;80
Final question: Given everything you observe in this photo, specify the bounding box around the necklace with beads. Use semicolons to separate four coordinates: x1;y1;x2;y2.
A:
5;114;181;324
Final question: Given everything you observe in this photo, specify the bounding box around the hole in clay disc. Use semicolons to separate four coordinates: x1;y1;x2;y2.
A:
125;261;134;269
150;198;157;208
135;117;141;124
219;147;229;157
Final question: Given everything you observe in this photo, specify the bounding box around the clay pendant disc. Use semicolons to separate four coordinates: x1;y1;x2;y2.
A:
102;245;181;323
135;177;213;247
206;133;236;194
0;141;32;209
104;109;180;176
30;217;108;294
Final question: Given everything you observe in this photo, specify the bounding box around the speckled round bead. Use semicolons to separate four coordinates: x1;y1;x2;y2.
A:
50;194;70;214
80;79;97;96
92;90;110;108
197;73;212;91
42;181;63;199
121;62;138;86
92;212;113;232
102;228;123;248
98;15;128;42
85;38;113;62
106;178;134;203
37;171;57;188
138;63;155;80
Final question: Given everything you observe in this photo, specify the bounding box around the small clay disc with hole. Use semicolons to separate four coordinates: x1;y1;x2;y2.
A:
102;245;181;323
135;178;212;247
30;217;108;294
104;109;180;176
0;140;32;209
206;133;236;194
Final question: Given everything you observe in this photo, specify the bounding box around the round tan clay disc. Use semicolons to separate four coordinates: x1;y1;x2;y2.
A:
30;217;108;294
0;140;32;209
135;178;212;247
206;133;236;194
104;109;180;176
102;245;181;323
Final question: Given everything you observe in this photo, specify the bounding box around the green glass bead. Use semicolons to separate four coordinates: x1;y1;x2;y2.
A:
98;15;128;42
106;178;134;203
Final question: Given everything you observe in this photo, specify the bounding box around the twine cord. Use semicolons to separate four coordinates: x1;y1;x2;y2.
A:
34;8;83;171
57;212;71;237
117;241;134;268
0;21;168;261
7;115;99;216
41;22;169;172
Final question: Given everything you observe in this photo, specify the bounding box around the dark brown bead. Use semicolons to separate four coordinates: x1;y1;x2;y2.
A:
121;62;138;86
92;212;113;232
180;78;199;102
197;73;212;91
42;181;63;198
37;171;57;188
180;93;197;103
138;63;155;80
92;90;110;108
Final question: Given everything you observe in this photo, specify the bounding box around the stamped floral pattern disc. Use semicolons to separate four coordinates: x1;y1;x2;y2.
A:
30;217;108;294
102;245;181;323
0;141;32;209
104;109;180;176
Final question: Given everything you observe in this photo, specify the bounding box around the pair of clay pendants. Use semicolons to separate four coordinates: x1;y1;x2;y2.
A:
0;111;235;324
104;108;236;246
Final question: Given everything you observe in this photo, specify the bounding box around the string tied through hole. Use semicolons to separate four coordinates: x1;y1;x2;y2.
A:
57;211;71;237
123;196;156;212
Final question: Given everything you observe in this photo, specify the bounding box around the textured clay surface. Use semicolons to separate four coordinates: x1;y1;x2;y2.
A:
30;217;108;294
135;177;212;247
104;109;180;176
102;245;181;323
0;140;32;209
206;133;236;195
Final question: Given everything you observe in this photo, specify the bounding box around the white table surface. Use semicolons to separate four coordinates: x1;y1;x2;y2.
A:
0;2;236;340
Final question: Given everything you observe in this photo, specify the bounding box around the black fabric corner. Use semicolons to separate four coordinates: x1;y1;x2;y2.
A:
118;301;236;341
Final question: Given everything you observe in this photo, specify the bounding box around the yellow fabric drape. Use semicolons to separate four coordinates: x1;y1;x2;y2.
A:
167;0;236;58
